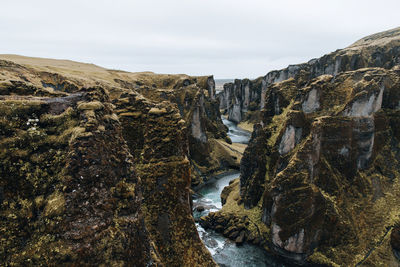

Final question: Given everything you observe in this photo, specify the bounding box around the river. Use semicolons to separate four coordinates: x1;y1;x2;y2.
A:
193;117;287;267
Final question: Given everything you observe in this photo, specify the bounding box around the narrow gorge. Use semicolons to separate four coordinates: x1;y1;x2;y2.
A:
206;27;400;266
1;26;400;267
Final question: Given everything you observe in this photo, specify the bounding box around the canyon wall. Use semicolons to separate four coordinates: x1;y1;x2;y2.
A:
131;74;238;187
219;27;400;124
202;27;400;266
0;57;217;266
218;78;263;123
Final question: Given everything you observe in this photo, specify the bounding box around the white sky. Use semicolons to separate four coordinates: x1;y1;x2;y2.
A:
1;0;399;78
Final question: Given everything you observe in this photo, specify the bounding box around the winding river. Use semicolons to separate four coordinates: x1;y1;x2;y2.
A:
193;117;286;267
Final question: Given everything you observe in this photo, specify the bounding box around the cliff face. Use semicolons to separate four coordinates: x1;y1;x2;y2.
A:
131;74;239;187
0;56;216;266
219;27;400;124
218;78;263;123
202;28;400;266
114;92;215;266
0;87;154;266
256;68;400;266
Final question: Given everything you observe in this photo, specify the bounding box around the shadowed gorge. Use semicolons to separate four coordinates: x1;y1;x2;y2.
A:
2;26;400;267
205;27;400;266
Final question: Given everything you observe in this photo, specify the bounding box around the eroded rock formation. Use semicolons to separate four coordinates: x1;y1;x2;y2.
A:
218;78;263;123
203;27;400;266
0;87;155;266
219;27;400;125
0;56;217;266
114;92;215;266
131;74;238;187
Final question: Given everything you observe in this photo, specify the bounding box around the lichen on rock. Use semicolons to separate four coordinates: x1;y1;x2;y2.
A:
43;190;65;217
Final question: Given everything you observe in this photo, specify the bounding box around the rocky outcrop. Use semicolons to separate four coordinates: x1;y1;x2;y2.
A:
0;56;217;266
218;78;263;123
0;87;155;266
219;27;400;124
114;93;215;266
0;55;241;189
132;74;240;187
239;124;269;209
222;67;400;266
199;178;269;248
203;27;400;266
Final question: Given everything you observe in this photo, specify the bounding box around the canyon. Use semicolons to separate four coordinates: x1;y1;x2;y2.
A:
0;56;221;266
205;27;400;266
1;26;400;267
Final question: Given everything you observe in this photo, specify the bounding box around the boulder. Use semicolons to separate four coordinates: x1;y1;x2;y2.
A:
235;231;246;246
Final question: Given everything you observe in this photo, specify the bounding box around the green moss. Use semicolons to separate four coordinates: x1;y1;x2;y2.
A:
0;100;44;116
43;190;65;217
34;195;45;209
308;251;340;267
40;107;75;124
218;179;270;238
77;101;104;111
118;111;142;118
67;127;86;143
267;99;295;147
148;107;168;115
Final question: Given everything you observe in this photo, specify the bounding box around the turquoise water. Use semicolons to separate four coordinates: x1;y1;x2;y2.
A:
193;118;287;267
222;117;251;144
193;171;287;267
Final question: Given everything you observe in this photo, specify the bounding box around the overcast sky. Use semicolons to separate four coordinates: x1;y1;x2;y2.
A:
1;0;399;78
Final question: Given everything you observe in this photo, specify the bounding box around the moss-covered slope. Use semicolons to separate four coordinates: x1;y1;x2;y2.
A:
0;87;154;266
113;92;215;266
131;75;239;187
0;56;217;266
205;67;400;266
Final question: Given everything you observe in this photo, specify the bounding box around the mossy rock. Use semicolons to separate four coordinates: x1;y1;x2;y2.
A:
43;190;65;217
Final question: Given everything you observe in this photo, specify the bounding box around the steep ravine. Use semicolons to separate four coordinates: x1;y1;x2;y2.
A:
194;118;286;267
2;26;400;266
0;56;220;266
206;27;400;266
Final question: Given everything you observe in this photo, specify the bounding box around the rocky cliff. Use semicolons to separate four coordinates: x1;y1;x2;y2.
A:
0;56;217;266
128;74;239;187
218;78;263;123
202;28;400;266
219;27;400;124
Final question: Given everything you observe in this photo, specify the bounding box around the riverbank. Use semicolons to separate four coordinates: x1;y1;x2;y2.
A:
193;172;286;267
193;117;287;266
